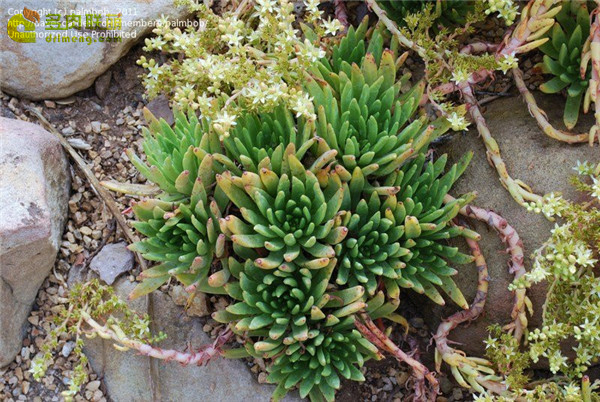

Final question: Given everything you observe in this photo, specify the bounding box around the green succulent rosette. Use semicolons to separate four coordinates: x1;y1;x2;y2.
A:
538;0;591;129
215;106;317;174
307;21;449;180
126;108;223;202
217;149;347;269
128;185;228;298
214;259;382;401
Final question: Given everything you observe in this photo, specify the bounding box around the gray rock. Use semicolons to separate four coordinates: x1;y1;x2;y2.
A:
0;117;70;367
423;93;599;358
67;261;97;288
89;242;133;285
1;1;190;100
94;71;112;100
84;278;304;402
170;285;210;317
146;95;174;126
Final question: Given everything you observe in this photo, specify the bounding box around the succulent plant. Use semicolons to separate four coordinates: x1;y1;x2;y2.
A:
376;0;474;28
335;183;410;298
307;64;434;179
333;152;476;307
126;108;223;202
385;152;477;307
538;1;591;129
266;323;374;402
312;18;388;91
217;148;347;268
307;21;449;179
214;259;383;401
128;182;229;298
214;106;317;174
118;10;480;399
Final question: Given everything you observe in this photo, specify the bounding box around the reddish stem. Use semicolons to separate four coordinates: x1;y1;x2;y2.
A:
356;313;439;401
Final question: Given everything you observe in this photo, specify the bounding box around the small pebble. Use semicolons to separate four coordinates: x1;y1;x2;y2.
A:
62;127;75;136
91;121;102;133
61;341;75;358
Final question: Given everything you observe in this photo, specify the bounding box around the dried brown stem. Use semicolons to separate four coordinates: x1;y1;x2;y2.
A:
460;42;499;55
582;5;600;145
356;313;439;401
433;232;506;394
448;196;529;342
364;0;425;56
434;234;488;355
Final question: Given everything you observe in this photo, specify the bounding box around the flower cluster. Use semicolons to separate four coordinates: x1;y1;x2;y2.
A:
511;162;600;379
484;0;519;26
138;0;342;137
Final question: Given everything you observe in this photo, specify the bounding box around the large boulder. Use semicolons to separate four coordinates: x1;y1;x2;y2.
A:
0;1;190;100
83;278;303;401
424;93;599;357
0;117;70;367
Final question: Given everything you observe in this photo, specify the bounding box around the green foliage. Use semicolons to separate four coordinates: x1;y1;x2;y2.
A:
33;9;487;402
377;0;474;28
128;196;227;297
484;325;531;391
219;106;316;174
380;153;476;306
126;108;223;202
216;146;346;267
123;20;476;399
215;259;379;401
518;163;600;378
308;22;450;179
335;153;476;308
484;162;600;401
538;1;591;129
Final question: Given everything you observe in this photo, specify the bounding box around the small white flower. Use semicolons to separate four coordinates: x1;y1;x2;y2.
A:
213;110;238;138
305;0;320;15
573;160;594;175
223;31;244;47
498;53;518;74
451;69;470;84
292;93;316;121
323;18;343;36
591;176;600;200
256;0;277;14
299;39;326;63
447;112;470;131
